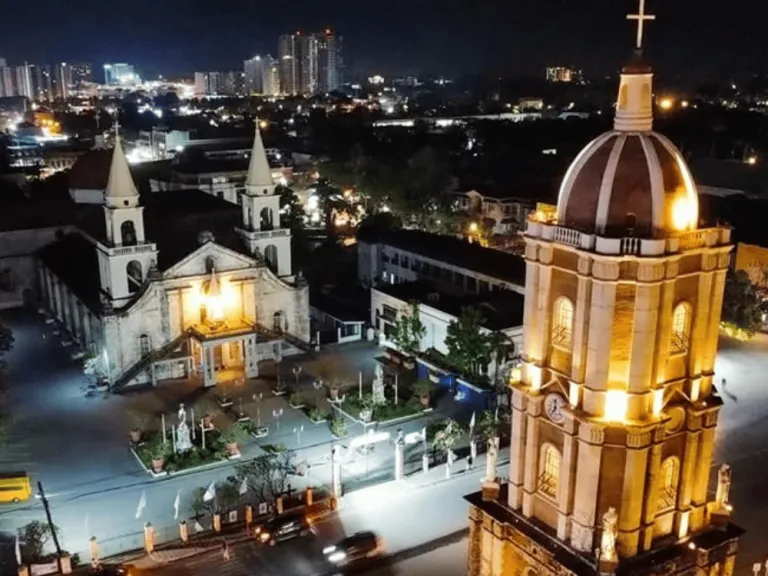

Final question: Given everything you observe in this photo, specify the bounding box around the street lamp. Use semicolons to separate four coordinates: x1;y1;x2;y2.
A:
293;425;304;447
313;379;323;405
273;408;283;432
252;393;263;428
292;365;303;388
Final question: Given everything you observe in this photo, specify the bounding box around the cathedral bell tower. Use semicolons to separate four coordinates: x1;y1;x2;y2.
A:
465;3;743;575
96;135;158;307
236;121;293;278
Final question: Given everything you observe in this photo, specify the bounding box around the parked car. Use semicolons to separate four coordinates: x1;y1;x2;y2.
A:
255;512;313;546
323;531;384;568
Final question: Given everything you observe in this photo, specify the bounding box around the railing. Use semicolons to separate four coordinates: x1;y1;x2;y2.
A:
552;226;582;247
674;229;712;251
250;228;289;239
110;243;157;257
619;237;641;255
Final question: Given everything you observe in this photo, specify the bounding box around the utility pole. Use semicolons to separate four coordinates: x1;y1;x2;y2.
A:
37;481;63;571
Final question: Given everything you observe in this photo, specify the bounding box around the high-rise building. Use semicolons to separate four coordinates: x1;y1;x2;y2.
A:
299;34;319;94
56;63;72;99
244;56;264;94
263;55;280;96
464;8;743;576
14;64;33;99
278;33;301;94
317;29;343;92
103;63;138;85
0;66;14;98
33;65;55;101
194;71;242;96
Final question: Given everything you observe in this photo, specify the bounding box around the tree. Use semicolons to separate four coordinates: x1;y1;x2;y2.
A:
445;307;491;378
277;185;304;231
722;269;763;338
474;409;509;443
19;521;59;564
236;450;296;502
431;418;464;458
0;322;13;445
488;331;513;389
391;301;425;356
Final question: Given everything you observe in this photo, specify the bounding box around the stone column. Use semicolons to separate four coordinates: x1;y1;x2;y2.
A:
618;431;650;556
394;440;405;481
143;523;155;553
245;336;259;378
627;283;661;397
204;346;216;387
508;389;528;510
570;272;592;383
570;423;605;552
89;536;99;568
676;428;701;539
521;412;540;517
690;423;716;531
179;520;188;543
521;257;541;361
640;440;662;551
584;281;617;396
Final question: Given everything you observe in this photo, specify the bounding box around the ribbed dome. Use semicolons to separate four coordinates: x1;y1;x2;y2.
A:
556;131;699;238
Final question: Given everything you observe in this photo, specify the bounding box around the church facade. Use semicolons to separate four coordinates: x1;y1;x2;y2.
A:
465;8;743;576
36;126;310;389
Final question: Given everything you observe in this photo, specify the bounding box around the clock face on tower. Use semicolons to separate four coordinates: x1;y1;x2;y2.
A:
544;393;566;424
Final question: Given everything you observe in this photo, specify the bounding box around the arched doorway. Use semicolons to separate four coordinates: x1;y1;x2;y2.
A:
139;334;151;356
121;221;137;246
264;245;278;273
126;260;143;292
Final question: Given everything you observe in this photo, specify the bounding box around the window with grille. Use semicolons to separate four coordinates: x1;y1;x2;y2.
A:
551;297;574;350
670;303;691;355
657;457;680;512
538;444;561;499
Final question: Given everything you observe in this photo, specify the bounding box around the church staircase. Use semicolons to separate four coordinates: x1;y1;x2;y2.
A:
112;329;193;391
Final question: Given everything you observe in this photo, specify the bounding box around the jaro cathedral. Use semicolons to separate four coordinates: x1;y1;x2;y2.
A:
465;4;743;576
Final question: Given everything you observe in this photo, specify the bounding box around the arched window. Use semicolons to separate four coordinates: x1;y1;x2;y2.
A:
618;85;628;109
670;303;691;354
264;245;278;273
551;297;574;350
120;220;137;246
657;457;680;512
139;334;151;356
205;256;216;274
538;444;561;499
260;207;274;230
126;260;143;292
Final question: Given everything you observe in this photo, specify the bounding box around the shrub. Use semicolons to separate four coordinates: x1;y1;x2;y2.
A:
330;418;347;438
308;406;329;422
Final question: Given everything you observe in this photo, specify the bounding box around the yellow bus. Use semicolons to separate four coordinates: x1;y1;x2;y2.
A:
0;472;32;503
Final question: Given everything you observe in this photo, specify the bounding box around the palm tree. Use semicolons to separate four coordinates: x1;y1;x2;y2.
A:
488;331;512;393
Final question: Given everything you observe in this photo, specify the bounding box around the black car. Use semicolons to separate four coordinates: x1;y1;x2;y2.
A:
255;512;313;546
323;531;383;568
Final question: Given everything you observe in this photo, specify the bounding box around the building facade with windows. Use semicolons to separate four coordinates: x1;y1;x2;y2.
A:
465;28;742;576
35;125;309;390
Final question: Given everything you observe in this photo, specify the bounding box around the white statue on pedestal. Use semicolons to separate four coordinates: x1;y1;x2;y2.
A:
175;403;192;452
372;364;386;405
177;403;186;424
485;436;500;483
716;463;732;511
600;507;618;563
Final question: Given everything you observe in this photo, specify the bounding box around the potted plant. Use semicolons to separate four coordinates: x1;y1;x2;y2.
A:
289;392;305;409
358;394;375;423
216;391;233;408
127;410;150;444
147;439;169;473
413;379;437;408
308;406;329;423
219;423;247;457
329;417;347;439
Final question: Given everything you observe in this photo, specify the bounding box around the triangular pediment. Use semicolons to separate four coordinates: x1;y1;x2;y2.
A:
163;242;257;279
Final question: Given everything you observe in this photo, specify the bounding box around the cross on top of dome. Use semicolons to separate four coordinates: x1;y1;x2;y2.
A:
627;0;655;50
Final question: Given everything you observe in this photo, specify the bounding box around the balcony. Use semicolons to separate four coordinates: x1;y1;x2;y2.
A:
106;242;158;257
234;227;290;241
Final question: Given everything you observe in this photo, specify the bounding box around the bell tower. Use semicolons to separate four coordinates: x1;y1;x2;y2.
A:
236;121;293;278
96;136;158;307
464;3;743;575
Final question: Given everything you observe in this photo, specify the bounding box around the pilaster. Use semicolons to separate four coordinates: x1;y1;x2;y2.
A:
522;255;541;363
522;411;541;517
628;283;660;395
584;281;616;400
508;389;528;509
618;429;651;556
690;425;716;531
640;440;662;551
570;422;604;552
676;428;700;538
570;274;591;383
556;425;578;540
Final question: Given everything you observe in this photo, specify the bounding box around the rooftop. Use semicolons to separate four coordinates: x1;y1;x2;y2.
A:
374;280;524;331
358;227;526;287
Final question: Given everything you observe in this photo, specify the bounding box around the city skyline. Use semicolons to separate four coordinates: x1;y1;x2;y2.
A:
0;0;766;81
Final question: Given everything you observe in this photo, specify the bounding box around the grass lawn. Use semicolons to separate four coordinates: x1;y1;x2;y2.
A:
135;430;228;473
341;394;425;424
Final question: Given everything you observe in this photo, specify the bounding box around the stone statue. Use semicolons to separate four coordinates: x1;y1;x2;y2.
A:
396;428;405;446
175;419;192;452
372;364;386;405
177;403;187;424
485;436;500;483
716;463;732;510
600;507;619;562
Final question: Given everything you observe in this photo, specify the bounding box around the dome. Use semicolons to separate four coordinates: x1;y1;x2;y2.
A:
556;56;699;238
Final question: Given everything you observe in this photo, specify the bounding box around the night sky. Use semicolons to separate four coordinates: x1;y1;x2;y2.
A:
1;0;765;80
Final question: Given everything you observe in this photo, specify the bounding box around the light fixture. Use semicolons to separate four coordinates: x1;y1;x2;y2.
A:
604;390;627;422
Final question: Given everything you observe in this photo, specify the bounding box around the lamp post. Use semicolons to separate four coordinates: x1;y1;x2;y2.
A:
313;379;323;406
292;365;302;389
252;393;263;428
273;408;283;432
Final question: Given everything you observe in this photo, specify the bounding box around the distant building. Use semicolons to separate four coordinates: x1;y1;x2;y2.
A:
103;63;138;85
69;63;93;87
262;56;280;96
14;65;33;99
244;56;264;94
0;66;14;98
455;189;536;235
194;71;242;96
545;65;583;83
55;63;72;99
278;33;301;94
317;29;343;92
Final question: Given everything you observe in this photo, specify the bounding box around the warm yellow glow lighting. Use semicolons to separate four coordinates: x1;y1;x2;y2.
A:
468;222;478;233
678;512;689;539
197;275;237;324
690;379;700;403
725;504;733;512
568;382;580;408
604;390;628;422
681;100;690;108
526;364;542;392
509;366;522;384
671;195;695;230
652;389;664;417
746;156;757;165
259;120;268;129
659;97;674;110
